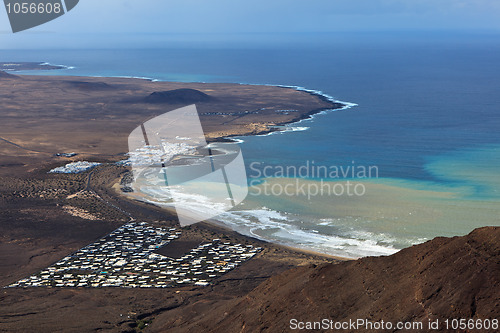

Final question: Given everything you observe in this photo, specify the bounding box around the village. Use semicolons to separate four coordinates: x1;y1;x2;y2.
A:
8;222;261;289
49;161;101;174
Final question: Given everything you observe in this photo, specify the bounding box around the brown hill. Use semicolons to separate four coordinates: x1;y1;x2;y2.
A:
143;88;213;104
154;227;499;332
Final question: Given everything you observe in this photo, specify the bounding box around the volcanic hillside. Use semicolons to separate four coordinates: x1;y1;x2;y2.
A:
153;227;500;332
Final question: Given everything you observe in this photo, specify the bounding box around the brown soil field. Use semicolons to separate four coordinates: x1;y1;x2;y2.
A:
1;71;497;333
0;71;342;332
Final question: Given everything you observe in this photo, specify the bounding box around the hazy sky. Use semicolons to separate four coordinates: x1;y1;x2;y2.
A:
1;0;500;48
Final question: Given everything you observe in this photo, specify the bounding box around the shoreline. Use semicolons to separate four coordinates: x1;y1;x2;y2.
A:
110;178;352;261
3;62;355;140
223;83;357;140
113;177;355;261
2;63;358;260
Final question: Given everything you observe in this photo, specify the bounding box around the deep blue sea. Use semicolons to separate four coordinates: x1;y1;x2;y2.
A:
3;33;500;257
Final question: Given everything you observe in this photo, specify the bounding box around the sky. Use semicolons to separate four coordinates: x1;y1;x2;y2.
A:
1;0;500;48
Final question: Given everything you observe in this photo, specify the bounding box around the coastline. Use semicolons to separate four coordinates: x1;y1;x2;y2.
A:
223;83;357;140
8;66;453;259
1;65;356;260
110;177;352;261
2;63;354;140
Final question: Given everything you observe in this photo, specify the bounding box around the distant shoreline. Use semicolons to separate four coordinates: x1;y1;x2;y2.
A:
0;61;69;71
0;61;353;140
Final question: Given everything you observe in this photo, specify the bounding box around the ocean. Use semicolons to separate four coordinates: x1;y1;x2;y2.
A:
2;32;500;257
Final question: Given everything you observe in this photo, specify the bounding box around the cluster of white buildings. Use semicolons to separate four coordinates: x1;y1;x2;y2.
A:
200;110;260;116
128;142;196;168
54;152;78;157
49;161;101;174
274;109;299;114
8;222;261;289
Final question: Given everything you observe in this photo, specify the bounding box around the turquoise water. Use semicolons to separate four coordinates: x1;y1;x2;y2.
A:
425;144;500;200
2;33;500;257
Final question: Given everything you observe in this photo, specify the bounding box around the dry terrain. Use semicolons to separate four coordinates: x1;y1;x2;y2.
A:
0;71;498;333
0;71;341;332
